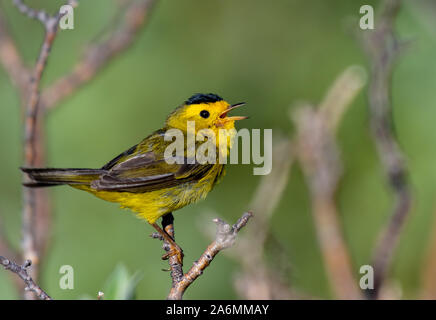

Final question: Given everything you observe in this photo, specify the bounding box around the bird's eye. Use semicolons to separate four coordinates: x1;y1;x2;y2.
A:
200;110;210;118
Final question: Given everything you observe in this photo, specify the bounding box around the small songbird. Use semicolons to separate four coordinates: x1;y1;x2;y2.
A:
21;93;247;263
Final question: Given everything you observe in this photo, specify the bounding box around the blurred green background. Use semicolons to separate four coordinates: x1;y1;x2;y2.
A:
1;0;436;299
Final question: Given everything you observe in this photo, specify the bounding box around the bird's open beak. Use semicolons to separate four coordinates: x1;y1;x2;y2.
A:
219;102;248;121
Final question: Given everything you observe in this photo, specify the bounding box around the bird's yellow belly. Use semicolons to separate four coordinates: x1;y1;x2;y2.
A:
72;165;224;223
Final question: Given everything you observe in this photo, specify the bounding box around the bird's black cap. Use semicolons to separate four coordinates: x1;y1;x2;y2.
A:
185;93;223;105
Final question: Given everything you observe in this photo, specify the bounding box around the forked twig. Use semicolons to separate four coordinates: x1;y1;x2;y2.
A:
153;212;253;300
0;256;51;300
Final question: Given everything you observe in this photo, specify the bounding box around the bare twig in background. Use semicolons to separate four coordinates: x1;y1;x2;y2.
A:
319;66;368;133
201;67;365;300
0;256;51;300
12;0;76;25
40;0;156;110
0;0;157;299
363;0;412;299
156;212;252;300
292;66;366;299
15;0;78;299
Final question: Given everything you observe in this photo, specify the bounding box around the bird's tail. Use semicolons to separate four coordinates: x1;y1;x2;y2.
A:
21;167;105;187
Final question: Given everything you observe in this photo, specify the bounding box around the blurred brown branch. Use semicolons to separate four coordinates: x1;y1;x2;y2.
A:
40;0;156;110
154;212;252;300
0;256;51;300
13;0;77;26
363;0;412;299
13;0;78;300
0;0;157;299
292;66;366;299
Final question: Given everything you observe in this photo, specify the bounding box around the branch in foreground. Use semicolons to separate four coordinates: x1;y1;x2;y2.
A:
0;256;51;300
363;0;412;299
154;212;252;300
151;213;184;286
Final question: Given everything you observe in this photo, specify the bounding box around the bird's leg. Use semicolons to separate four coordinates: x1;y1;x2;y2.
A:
161;213;184;265
162;212;175;240
151;213;184;265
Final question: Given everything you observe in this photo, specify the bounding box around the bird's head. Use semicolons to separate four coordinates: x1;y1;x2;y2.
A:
165;93;247;135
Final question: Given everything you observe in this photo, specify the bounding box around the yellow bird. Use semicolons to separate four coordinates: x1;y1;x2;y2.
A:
21;93;247;263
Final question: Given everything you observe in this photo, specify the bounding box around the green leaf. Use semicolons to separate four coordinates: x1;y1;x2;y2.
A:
101;263;142;300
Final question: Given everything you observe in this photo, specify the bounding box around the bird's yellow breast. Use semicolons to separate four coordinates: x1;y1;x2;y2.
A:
73;164;225;223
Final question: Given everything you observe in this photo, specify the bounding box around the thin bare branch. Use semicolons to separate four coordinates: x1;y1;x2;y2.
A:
160;212;252;300
0;256;51;300
319;66;367;133
12;0;51;24
1;0;159;300
40;0;156;110
12;0;78;27
13;0;53;25
363;0;412;299
17;0;77;298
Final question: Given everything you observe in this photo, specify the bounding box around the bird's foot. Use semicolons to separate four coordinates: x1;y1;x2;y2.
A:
150;218;184;266
162;244;184;265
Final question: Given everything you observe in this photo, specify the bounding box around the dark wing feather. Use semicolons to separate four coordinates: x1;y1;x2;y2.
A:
101;144;138;170
92;151;214;193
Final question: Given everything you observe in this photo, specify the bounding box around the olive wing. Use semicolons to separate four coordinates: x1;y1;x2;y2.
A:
92;151;213;193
